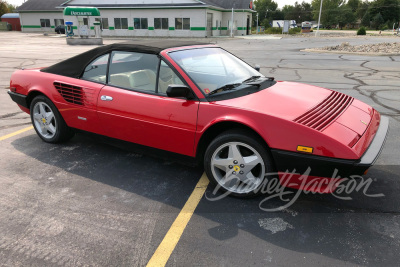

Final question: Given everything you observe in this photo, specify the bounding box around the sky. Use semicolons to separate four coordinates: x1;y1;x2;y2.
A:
276;0;312;8
7;0;27;6
6;0;313;9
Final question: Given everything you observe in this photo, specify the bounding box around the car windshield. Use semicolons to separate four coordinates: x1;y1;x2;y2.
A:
169;47;263;95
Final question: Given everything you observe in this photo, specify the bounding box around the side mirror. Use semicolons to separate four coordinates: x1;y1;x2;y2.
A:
166;85;194;99
254;64;261;72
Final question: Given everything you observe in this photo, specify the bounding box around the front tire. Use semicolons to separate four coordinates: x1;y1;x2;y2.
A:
30;95;74;143
204;130;274;198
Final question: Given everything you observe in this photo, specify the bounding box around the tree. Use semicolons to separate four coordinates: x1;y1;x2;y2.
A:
356;1;370;20
371;12;385;29
254;0;279;27
311;0;346;27
347;0;361;13
283;1;313;22
0;0;9;18
337;5;356;29
7;3;17;13
361;10;371;27
300;2;314;21
369;0;400;24
282;4;294;20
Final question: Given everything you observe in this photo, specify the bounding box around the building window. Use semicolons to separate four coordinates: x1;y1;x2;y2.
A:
154;18;168;30
40;19;50;28
101;18;109;29
54;19;64;27
83;18;88;26
114;18;128;29
175;18;190;30
133;18;148;29
95;18;109;30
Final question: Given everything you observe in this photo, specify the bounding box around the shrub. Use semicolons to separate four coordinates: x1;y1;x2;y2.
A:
380;25;388;31
265;27;283;34
289;27;301;34
264;27;301;35
357;27;366;35
261;19;271;29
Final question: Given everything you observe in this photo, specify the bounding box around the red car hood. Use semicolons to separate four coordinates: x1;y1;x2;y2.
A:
216;81;332;120
215;80;375;151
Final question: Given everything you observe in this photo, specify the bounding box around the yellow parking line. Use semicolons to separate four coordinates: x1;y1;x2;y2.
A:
147;173;209;267
0;126;34;141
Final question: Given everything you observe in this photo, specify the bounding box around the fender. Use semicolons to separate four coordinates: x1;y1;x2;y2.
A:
194;113;271;157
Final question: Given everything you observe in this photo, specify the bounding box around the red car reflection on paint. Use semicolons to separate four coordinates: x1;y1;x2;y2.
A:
8;41;389;197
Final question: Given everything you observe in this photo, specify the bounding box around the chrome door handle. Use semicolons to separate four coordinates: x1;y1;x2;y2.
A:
101;95;113;101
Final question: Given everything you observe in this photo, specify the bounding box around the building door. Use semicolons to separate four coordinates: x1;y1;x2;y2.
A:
247;16;250;35
207;13;213;37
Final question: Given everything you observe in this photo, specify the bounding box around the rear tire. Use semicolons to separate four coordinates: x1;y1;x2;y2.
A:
30;95;74;143
204;129;274;198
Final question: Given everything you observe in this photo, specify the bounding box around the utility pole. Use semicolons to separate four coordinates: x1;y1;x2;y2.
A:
231;7;234;37
256;13;258;34
398;21;400;35
315;0;323;37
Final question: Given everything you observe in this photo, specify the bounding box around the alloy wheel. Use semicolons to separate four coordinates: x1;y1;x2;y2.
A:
32;102;57;139
210;141;265;194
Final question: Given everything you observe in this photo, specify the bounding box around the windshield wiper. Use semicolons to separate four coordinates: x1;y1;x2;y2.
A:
207;76;275;96
243;76;275;88
242;75;261;83
207;83;242;96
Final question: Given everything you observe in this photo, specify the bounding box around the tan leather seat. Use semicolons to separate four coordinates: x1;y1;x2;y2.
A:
128;69;156;91
109;73;131;88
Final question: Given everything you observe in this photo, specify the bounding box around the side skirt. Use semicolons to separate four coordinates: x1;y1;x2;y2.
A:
73;129;199;167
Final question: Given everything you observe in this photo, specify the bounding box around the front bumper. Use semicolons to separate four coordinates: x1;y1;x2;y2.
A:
353;115;389;172
271;116;389;178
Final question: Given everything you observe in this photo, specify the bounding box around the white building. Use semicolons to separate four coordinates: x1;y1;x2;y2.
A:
17;0;255;37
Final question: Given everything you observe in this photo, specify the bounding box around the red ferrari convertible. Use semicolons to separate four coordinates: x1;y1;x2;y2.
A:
8;41;389;197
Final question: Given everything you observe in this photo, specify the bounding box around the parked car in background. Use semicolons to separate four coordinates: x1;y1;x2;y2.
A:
313;24;324;29
55;25;65;34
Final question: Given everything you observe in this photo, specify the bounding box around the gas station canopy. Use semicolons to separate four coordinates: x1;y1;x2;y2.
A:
63;6;100;16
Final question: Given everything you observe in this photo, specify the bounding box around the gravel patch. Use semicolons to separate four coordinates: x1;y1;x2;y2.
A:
314;41;400;54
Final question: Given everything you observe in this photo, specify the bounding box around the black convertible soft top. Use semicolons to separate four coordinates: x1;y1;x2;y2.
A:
41;40;208;78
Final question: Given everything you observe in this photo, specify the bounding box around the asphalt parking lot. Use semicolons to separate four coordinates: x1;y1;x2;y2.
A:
0;32;399;266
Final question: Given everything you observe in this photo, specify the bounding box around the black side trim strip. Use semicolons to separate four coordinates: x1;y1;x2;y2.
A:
8;91;28;108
